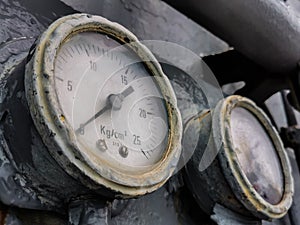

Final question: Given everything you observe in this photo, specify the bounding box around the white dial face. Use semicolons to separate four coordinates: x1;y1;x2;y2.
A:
54;32;169;172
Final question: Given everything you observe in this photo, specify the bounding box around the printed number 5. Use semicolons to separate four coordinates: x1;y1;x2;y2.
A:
67;80;72;91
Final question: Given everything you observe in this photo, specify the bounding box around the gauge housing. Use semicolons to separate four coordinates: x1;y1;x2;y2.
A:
185;95;293;220
216;95;293;219
25;13;182;197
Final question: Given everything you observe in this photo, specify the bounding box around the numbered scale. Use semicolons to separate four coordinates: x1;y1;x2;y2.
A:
25;14;182;196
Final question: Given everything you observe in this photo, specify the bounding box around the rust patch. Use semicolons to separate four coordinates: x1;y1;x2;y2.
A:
0;209;8;225
59;114;65;122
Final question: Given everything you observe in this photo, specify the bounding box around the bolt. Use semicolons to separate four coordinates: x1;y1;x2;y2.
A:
119;146;128;158
96;139;107;152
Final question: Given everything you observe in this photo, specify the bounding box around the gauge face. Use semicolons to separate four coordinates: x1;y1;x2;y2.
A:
25;14;182;194
55;32;169;172
230;107;283;204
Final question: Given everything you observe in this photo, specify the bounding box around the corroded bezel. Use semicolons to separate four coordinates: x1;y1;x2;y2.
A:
25;13;182;196
214;95;293;219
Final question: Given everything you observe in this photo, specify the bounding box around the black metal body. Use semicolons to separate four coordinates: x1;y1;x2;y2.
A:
163;0;300;75
0;0;300;225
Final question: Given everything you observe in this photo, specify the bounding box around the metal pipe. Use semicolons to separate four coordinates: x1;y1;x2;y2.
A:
163;0;300;74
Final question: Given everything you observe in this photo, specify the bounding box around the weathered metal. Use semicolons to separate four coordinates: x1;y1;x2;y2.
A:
281;126;300;171
0;1;230;224
212;204;262;225
163;0;300;74
0;59;91;211
1;0;297;224
217;96;293;219
0;208;7;225
59;0;229;57
24;13;182;196
185;95;294;220
203;51;290;105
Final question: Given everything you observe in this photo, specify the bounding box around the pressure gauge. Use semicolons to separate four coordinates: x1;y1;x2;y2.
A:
185;95;293;220
25;14;182;196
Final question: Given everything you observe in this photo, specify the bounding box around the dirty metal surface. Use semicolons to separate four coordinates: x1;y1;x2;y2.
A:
203;51;290;105
60;0;229;57
1;0;295;225
163;0;300;74
185;95;294;223
264;93;300;225
285;149;300;225
1;208;67;225
0;208;8;225
212;204;261;225
0;0;228;224
24;13;183;196
216;96;293;219
67;186;206;225
0;59;92;211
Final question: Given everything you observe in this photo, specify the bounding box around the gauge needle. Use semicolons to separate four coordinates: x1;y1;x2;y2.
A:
76;86;134;134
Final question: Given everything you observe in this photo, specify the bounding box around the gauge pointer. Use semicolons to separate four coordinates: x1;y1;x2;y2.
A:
76;86;134;134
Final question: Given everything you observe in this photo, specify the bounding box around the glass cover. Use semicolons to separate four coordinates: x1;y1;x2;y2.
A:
230;107;284;204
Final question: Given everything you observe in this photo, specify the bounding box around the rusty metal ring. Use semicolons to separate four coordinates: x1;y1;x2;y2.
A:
214;95;294;219
25;13;182;197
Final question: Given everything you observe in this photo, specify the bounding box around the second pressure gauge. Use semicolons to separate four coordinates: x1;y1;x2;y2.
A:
25;14;182;196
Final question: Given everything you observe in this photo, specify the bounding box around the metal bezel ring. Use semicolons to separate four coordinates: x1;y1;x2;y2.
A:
214;95;294;219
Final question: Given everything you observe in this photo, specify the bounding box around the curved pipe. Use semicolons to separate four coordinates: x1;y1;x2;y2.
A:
164;0;300;74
